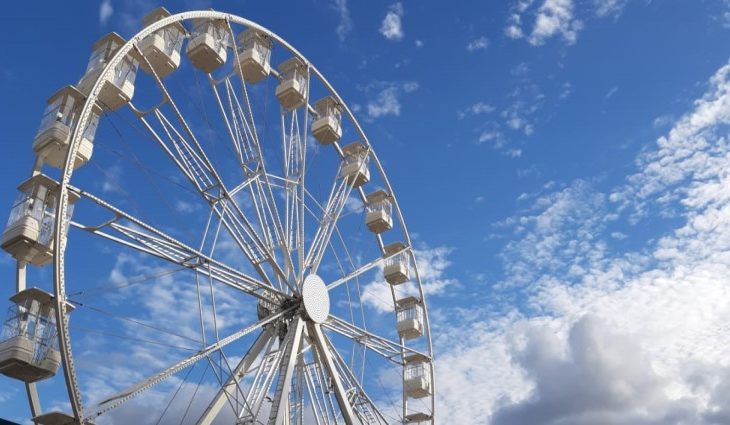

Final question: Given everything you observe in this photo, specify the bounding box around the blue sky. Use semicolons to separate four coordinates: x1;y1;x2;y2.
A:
4;0;730;423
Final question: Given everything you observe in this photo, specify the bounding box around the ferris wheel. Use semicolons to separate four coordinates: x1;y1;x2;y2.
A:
0;8;434;425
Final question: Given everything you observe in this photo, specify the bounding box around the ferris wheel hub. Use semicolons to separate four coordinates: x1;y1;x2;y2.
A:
301;274;329;324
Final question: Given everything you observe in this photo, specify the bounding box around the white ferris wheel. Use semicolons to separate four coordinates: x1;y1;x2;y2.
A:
0;8;434;425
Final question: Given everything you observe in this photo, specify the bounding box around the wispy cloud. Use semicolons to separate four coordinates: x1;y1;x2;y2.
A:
466;36;489;51
435;57;730;423
100;0;114;27
379;2;404;41
593;0;629;17
331;0;353;42
458;101;495;120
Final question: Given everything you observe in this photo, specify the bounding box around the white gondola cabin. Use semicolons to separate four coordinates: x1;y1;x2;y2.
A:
365;190;393;234
0;288;72;383
138;7;185;78
311;96;342;145
383;242;410;285
339;142;370;187
186;18;229;73
396;297;424;340
404;354;432;399
404;413;433;424
236;28;272;84
77;32;138;111
275;57;308;110
32;86;100;170
1;175;79;266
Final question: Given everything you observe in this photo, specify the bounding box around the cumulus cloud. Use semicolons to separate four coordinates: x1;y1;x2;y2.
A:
506;0;632;45
379;2;404;41
528;0;583;45
435;57;730;423
491;316;701;425
362;81;419;120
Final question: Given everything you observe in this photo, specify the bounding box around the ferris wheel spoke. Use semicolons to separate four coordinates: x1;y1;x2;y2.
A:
305;174;356;276
67;186;285;302
324;315;426;365
297;69;311;281
279;102;310;279
268;316;305;425
236;322;293;422
134;105;285;290
81;306;293;420
326;249;404;292
225;22;299;285
302;361;331;425
131;46;293;292
198;330;274;425
210;71;297;284
325;331;390;425
308;323;359;425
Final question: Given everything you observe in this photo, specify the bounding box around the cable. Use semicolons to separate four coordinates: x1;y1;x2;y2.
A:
180;359;211;424
67;266;186;297
154;362;197;425
73;326;198;352
68;299;201;344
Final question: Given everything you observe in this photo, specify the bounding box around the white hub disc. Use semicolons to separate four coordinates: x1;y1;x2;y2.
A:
302;274;330;324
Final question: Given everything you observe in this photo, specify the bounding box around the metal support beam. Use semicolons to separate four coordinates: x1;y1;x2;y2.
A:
269;317;305;425
308;323;358;425
25;382;41;418
197;331;273;425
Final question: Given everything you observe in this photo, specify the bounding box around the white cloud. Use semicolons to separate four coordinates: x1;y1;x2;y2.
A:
458;101;495;119
434;57;730;423
605;85;619;99
490;316;701;425
174;200;202;214
402;81;419;93
507;148;523;158
507;0;632;46
361;245;457;314
100;0;114;27
367;86;401;119
66;248;259;423
466;36;489;51
594;0;628;17
363;81;418;120
379;2;404;41
529;0;583;45
332;0;353;42
506;18;525;39
101;164;125;195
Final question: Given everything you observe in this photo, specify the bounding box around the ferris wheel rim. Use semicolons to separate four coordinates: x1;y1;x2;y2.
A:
47;9;435;423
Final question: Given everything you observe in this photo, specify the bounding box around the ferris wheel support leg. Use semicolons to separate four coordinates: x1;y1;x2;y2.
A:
197;330;273;425
308;323;358;425
269;317;305;425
